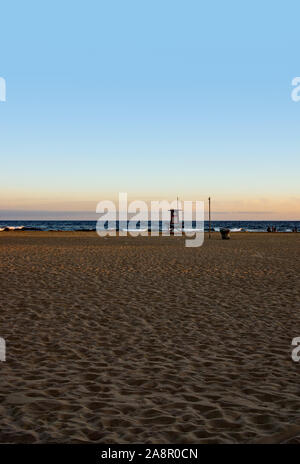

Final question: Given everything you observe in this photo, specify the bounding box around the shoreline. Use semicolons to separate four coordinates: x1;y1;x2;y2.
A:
0;230;299;236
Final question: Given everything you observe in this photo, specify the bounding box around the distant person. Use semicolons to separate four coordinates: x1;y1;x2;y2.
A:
267;226;271;233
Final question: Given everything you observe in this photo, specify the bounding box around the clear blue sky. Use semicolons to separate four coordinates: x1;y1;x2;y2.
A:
1;0;300;219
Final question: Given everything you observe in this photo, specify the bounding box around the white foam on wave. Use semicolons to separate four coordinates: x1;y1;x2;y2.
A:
0;226;25;232
121;228;148;233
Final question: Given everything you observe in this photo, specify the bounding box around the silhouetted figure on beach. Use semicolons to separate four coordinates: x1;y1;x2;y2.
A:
267;226;271;233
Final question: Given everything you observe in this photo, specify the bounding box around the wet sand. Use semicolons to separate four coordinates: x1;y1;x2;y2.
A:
0;231;300;443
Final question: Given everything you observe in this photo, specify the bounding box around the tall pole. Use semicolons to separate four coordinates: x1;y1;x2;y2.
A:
208;197;211;239
170;209;175;236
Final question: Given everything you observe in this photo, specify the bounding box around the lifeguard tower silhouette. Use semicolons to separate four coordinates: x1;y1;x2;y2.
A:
169;198;182;235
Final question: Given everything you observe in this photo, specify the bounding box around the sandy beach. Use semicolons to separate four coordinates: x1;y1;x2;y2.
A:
0;231;300;443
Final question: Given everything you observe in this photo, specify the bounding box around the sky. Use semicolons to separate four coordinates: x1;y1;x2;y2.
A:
0;0;300;220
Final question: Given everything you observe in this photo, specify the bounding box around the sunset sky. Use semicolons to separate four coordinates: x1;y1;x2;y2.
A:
1;1;300;220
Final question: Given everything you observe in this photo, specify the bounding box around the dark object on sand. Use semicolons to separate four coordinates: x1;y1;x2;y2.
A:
169;206;181;236
267;226;271;233
220;228;230;240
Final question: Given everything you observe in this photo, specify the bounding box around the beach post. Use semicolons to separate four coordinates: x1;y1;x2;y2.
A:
208;197;211;239
169;199;181;235
169;209;177;235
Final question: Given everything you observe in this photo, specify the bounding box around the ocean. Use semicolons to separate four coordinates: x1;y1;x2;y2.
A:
0;220;299;232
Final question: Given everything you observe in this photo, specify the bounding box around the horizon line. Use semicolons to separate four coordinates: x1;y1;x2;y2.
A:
1;218;300;222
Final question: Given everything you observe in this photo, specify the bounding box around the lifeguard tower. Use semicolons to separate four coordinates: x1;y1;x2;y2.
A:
169;198;182;235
